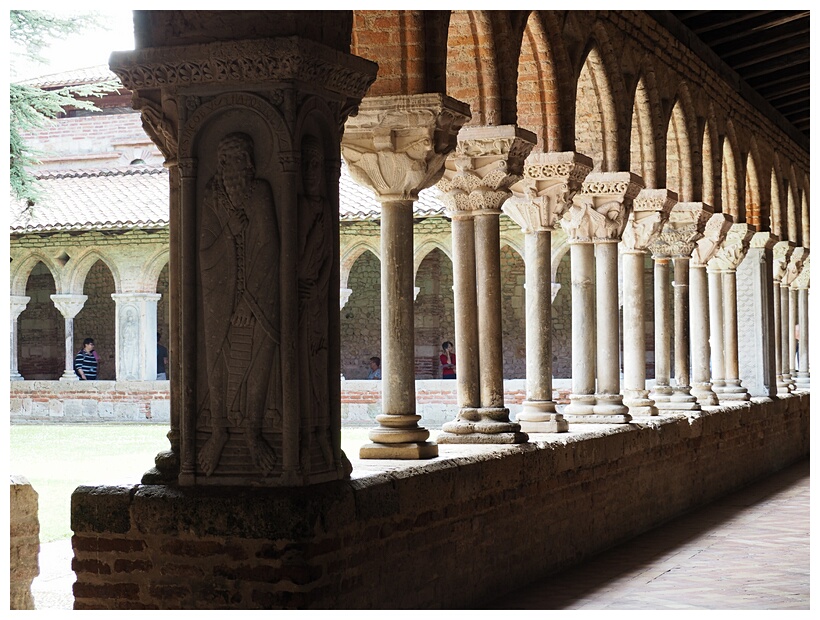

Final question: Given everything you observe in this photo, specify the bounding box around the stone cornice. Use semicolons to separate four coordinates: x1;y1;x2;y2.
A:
691;212;733;267
649;202;712;259
111;293;163;303
773;240;796;283
10;296;30;319
561;172;644;243
791;254;810;289
50;294;88;319
621;188;677;252
505;151;593;233
341;94;471;202
707;223;755;272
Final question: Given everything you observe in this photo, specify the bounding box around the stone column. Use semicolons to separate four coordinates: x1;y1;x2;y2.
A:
649;255;673;404
649;202;711;411
772;241;795;394
111;21;378;486
10;296;30;381
708;223;755;402
689;213;733;406
50;294;88;381
111;292;162;381
562;172;644;423
437;125;534;443
620;189;676;415
342;93;470;459
780;247;806;389
793;255;810;389
505;151;592;431
708;267;726;395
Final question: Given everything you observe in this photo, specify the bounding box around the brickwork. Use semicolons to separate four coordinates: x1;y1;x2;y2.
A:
10;475;40;610
70;394;809;609
75;261;117;380
19;263;64;379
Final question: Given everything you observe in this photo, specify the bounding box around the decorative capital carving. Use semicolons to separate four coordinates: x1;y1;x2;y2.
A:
111;292;163;305
749;232;778;251
505;151;593;233
561;171;644;243
691;213;733;267
707;223;755;272
10;296;30;319
791;254;810;290
438;125;536;217
621;188;677;252
341;94;471;202
649;202;712;259
132;94;179;164
783;247;808;287
773;241;796;282
50;294;88;319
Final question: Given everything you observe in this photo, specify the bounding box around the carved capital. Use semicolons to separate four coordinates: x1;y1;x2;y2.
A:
50;294;88;319
341;94;471;202
10;296;30;320
505;151;593;233
561;171;644;243
791;254;810;290
132;94;179;164
691;213;733;267
621;188;677;252
438;125;536;216
111;292;163;305
749;232;778;251
783;247;808;287
649;202;712;259
707;223;755;272
773;241;796;283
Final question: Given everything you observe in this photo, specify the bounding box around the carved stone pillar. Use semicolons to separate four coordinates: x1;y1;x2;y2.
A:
689;213;733;406
562;172;644;423
505;151;592;431
649;202;711;410
50;294;88;381
736;232;778;397
781;247;806;390
10;296;30;381
342;93;470;459
111;293;162;381
111;26;378;486
793;255;810;389
708;223;755;402
437;125;534;443
772;241;794;394
620;188;676;415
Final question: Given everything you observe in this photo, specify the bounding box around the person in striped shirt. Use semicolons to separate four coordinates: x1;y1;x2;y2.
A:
74;338;98;380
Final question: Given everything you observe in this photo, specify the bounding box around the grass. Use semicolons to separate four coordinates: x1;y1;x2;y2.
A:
9;424;373;543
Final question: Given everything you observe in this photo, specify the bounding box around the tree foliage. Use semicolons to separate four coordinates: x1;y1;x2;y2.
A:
10;10;118;207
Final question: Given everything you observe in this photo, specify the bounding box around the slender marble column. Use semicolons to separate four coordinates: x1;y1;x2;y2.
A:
788;288;798;378
620;188;676;415
689;213;732;406
649;257;673;404
708;268;726;394
449;214;480;409
342;93;470;459
50;294;88;381
780;247;806;390
437;125;534;443
709;223;754;402
649;202;711;410
793;256;810;389
505;151;592;432
10;296;30;381
562;172;644;423
772;241;794;394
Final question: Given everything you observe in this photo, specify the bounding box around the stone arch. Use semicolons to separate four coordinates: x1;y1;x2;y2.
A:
413;247;455;379
413;239;453;284
141;247;171;293
18;261;64;380
500;243;526;379
551;247;573;379
499;231;524;260
340;240;381;290
10;250;63;297
575;40;619;172
446;10;501;126
629;69;662;188
721;121;742;221
67;249;121;295
665;97;694;202
800;173;809;249
340;248;382;379
745;140;764;231
74;258;117;380
701;115;719;210
786;165;800;244
770;152;787;236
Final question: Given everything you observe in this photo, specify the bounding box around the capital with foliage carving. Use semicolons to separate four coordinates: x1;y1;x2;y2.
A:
707;223;755;272
50;294;88;320
10;296;30;320
791;254;810;290
504;151;593;233
438;125;536;217
561;171;643;243
649;202;712;259
783;247;808;287
341;94;471;202
691;212;733;267
621;188;677;252
773;241;796;283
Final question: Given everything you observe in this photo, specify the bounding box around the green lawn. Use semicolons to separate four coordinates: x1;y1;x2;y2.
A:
9;424;372;542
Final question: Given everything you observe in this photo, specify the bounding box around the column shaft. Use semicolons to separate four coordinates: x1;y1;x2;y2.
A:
61;318;78;381
796;288;810;387
650;258;673;403
474;213;505;409
720;270;749;400
451;216;480;409
11;316;21;380
622;250;655;414
780;285;792;386
708;270;725;392
788;288;798;376
669;257;698;409
690;265;717;405
773;280;786;393
594;242;627;415
566;243;596;414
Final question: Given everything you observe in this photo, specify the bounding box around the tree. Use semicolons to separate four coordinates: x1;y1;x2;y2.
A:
10;11;118;207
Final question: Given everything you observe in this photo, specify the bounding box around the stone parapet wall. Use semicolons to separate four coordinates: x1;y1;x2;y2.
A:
10;475;40;610
70;393;809;609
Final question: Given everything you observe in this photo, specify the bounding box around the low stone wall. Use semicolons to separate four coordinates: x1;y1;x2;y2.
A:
70;393;809;609
10;475;40;610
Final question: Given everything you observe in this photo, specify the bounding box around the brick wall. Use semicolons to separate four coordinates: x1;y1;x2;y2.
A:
9;475;40;610
70;393;809;609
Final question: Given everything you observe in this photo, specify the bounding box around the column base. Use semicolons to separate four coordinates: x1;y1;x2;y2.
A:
622;389;657;416
710;380;726;394
648;385;673;404
593;392;629;415
59;371;79;382
564;394;596;415
717;381;750;402
437;407;528;444
691;382;719;407
359;442;439;459
516;400;568;433
10;372;24;381
655;387;700;411
776;375;793;394
564;413;633;424
794;372;810;390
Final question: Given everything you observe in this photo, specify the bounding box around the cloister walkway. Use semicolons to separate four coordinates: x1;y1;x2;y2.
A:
32;457;809;610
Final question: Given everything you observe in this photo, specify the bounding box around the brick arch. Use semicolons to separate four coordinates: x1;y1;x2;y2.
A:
574;39;619;172
666;97;693;202
629;69;663;188
413;239;453;285
340;240;381;290
66;249;122;296
701;114;719;210
799;173;809;249
10;250;63;297
745;138;765;231
446;10;501;126
721;128;741;221
770;164;784;237
786;165;800;244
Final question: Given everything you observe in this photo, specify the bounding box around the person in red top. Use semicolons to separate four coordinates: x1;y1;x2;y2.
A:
440;341;456;379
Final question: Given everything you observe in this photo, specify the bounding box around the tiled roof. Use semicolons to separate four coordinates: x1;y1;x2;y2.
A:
16;65;121;89
10;162;449;234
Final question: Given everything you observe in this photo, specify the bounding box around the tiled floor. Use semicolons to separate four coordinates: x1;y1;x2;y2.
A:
488;458;810;610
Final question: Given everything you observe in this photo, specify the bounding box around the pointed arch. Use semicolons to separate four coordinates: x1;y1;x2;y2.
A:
340;240;381;290
786;165;800;244
10;250;63;297
665;97;693;202
413;239;453;284
744;139;764;230
67;249;122;295
575;41;619;172
701;114;719;209
770;153;786;236
629;71;660;188
141;247;171;293
800;173;809;249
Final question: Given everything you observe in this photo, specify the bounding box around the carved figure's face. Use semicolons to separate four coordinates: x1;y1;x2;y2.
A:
302;145;322;196
219;146;253;177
